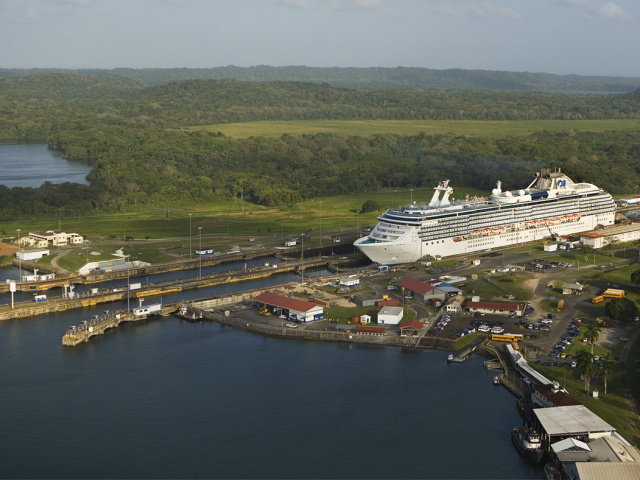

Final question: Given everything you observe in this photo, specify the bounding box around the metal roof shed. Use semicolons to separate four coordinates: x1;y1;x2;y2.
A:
534;405;616;439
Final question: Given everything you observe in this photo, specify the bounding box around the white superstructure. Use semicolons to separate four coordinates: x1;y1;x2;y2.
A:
354;168;616;265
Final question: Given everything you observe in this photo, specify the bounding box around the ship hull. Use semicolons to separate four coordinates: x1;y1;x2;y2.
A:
354;211;614;265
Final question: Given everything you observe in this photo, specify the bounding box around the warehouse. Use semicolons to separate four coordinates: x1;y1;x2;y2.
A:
253;291;324;323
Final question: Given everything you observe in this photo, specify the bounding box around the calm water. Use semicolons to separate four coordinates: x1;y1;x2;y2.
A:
0;273;543;479
0;143;92;188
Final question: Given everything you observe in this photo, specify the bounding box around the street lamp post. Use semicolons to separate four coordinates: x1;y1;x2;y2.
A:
319;201;323;248
301;233;305;284
16;228;21;281
198;227;203;279
189;213;192;259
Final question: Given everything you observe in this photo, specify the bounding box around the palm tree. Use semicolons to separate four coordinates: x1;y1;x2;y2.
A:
599;353;617;394
575;350;596;393
583;322;602;355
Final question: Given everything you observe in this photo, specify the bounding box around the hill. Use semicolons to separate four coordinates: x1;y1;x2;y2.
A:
1;66;639;92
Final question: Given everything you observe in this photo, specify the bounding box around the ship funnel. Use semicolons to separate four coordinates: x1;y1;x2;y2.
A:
429;180;450;207
439;186;453;206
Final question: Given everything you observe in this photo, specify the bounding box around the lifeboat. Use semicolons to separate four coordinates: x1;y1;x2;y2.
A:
453;237;462;242
493;226;504;232
482;228;490;234
572;214;579;219
471;230;481;235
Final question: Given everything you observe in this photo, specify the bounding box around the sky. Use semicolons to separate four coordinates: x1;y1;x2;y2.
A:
1;0;639;77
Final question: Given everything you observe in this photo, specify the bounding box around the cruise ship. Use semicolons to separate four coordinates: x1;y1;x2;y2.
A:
354;168;616;265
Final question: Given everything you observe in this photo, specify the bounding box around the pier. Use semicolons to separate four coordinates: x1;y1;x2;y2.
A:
62;303;179;346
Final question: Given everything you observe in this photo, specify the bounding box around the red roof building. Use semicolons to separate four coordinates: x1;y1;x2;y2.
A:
253;292;324;323
532;382;582;408
466;301;524;316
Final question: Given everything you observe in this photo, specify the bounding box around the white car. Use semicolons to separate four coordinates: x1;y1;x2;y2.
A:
491;327;504;334
478;325;491;332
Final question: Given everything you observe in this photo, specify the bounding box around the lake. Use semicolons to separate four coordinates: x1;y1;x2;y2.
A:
0;143;92;188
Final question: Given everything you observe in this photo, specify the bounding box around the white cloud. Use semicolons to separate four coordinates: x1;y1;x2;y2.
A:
22;7;41;22
436;5;457;17
283;0;312;8
57;0;91;5
351;0;380;10
470;3;522;21
550;0;590;6
591;2;632;22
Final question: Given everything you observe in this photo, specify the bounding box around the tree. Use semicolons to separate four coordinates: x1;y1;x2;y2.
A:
605;297;638;322
361;200;380;213
598;353;617;394
575;350;596;393
583;322;602;355
631;267;640;286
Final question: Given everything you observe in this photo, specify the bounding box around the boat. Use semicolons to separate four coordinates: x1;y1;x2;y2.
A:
493;375;500;385
447;353;454;363
353;167;615;265
511;427;545;462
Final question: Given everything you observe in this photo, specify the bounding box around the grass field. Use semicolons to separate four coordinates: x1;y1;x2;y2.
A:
185;119;640;139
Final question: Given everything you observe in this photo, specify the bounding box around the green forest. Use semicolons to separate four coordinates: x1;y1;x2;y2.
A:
1;71;640;220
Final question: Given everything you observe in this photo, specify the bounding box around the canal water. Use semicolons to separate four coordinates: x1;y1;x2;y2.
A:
0;270;544;479
0;143;92;188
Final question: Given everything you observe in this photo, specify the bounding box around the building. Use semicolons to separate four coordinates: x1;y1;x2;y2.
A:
466;301;524;317
579;223;640;249
377;306;404;325
532;382;582;408
563;282;584;295
16;248;50;261
399;320;423;337
534;405;640;480
253;291;324;323
398;278;457;305
339;275;360;287
445;295;464;313
19;230;83;248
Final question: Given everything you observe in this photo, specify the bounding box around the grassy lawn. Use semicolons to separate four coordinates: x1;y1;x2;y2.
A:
324;304;416;325
185;119;640;139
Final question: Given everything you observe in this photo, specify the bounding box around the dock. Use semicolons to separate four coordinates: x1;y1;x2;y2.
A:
62;303;179;346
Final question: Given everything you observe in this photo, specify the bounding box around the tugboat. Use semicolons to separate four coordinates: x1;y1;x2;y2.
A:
511;427;544;462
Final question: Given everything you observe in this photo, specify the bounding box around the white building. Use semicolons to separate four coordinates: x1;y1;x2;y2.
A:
377;306;404;325
16;248;50;261
339;275;360;287
19;230;83;248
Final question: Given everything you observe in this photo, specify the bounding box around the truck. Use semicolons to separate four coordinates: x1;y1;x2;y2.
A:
33;294;47;303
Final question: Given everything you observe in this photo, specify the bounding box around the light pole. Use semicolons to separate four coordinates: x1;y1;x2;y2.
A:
319;201;323;248
16;228;21;281
189;213;192;259
301;232;305;284
198;227;202;279
410;188;413;204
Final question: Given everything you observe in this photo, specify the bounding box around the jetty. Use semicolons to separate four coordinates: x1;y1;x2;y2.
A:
62;302;179;346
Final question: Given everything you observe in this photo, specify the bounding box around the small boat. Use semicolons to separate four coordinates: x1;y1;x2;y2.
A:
511;427;544;462
493;375;500;385
447;353;454;363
